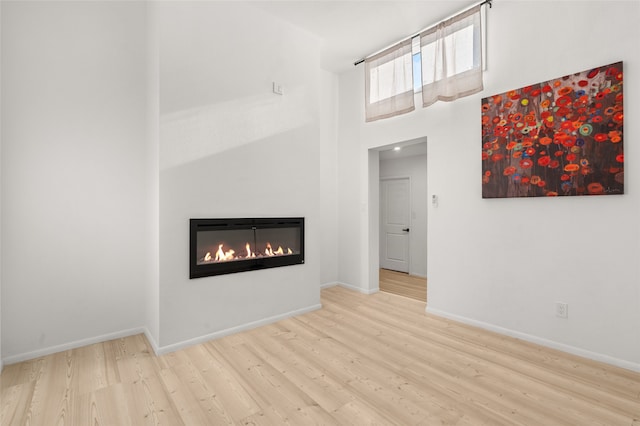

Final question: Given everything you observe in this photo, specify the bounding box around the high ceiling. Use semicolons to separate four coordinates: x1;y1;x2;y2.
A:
248;0;479;74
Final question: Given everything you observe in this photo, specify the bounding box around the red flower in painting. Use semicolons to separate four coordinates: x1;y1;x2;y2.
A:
609;131;622;143
560;121;574;130
616;154;624;163
537;156;551;167
555;106;571;117
491;153;505;162
564;164;580;172
587;68;600;79
557;87;573;96
539;136;552;146
587;182;605;195
530;176;541;185
521;176;530;184
525;147;536;156
519;159;533;169
549;160;560;169
494;126;509;137
482;152;489;161
594;133;609;142
537;180;546;188
561;174;571;181
566;153;577;162
613;112;624;124
503;166;517;176
555;133;576;148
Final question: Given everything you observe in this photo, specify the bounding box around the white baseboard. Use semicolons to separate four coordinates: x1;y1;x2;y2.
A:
2;327;147;366
154;303;322;356
426;306;640;373
143;327;161;356
322;281;379;295
2;303;324;364
320;281;337;289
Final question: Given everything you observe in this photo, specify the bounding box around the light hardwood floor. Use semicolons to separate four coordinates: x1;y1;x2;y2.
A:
379;268;427;302
2;286;639;425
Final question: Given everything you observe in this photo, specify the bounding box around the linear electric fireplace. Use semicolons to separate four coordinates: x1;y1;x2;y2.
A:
190;217;304;278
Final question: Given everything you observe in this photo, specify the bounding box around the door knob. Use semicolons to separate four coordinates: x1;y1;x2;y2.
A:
402;228;410;232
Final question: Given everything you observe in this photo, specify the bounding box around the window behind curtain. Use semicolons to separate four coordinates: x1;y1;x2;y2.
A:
364;39;414;122
420;4;483;107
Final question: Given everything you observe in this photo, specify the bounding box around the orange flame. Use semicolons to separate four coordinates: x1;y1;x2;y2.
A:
215;244;235;261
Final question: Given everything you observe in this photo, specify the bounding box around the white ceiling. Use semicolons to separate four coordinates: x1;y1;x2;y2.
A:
378;140;427;160
248;0;480;74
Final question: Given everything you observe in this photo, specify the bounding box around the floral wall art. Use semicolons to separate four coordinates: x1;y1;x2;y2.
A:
481;62;624;198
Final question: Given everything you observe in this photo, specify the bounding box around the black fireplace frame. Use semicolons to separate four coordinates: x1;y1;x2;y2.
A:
189;217;305;279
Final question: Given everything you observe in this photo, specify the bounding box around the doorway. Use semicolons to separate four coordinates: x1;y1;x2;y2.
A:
375;140;427;302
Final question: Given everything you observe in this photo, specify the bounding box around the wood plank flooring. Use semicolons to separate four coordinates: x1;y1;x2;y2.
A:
379;268;427;302
2;286;639;425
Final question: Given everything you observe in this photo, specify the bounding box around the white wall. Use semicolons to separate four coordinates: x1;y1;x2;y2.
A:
1;1;152;362
337;0;640;370
145;2;161;352
380;153;428;277
157;2;323;350
0;0;3;373
319;70;340;287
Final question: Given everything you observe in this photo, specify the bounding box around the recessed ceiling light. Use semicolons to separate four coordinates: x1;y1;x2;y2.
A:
393;147;402;151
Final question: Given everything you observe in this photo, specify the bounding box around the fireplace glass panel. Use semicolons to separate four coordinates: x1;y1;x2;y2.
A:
190;218;304;278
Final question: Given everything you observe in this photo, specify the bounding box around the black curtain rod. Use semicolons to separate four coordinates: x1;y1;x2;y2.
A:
353;0;492;67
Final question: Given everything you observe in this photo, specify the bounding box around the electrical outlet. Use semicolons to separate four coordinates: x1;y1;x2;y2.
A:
555;302;569;319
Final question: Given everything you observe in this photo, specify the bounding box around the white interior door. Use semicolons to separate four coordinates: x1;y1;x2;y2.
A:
380;178;410;273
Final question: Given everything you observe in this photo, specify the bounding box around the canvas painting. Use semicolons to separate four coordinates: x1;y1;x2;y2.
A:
481;62;623;198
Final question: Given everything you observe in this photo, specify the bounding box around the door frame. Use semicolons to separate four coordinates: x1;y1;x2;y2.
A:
367;137;428;294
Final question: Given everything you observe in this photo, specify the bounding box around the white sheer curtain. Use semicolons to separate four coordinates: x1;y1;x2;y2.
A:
420;5;483;107
364;39;414;122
